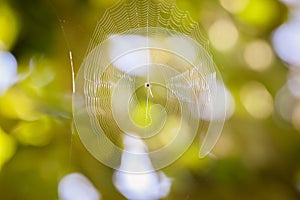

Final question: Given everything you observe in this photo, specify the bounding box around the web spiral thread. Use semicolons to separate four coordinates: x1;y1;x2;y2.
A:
73;0;226;173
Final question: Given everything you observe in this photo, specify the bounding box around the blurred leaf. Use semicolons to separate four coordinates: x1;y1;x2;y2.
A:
0;86;42;120
0;2;19;50
0;127;16;170
12;116;53;147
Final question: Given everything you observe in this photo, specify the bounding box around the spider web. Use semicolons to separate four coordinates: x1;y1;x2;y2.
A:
73;0;226;173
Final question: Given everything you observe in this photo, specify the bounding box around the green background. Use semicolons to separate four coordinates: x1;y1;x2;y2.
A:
1;0;300;199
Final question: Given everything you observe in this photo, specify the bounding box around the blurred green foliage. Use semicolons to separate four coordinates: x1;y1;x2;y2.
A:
1;0;300;199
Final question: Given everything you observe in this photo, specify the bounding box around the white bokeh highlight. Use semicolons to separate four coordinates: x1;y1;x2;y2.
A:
113;135;172;200
201;81;235;120
219;0;249;14
58;173;101;200
240;81;273;119
109;34;151;76
275;84;298;122
165;35;197;63
286;68;300;101
192;73;235;120
0;51;18;96
272;19;300;67
243;40;274;71
208;19;239;51
279;0;300;7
